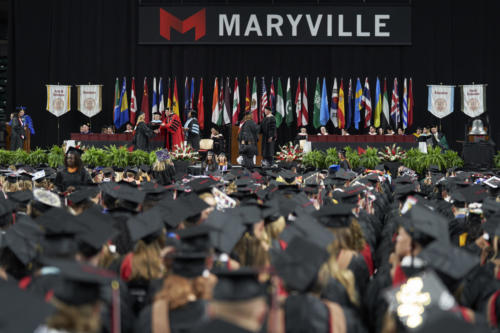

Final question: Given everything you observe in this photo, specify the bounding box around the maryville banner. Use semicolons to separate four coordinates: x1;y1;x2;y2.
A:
77;84;103;118
138;6;411;45
460;84;486;118
46;85;71;117
427;85;454;119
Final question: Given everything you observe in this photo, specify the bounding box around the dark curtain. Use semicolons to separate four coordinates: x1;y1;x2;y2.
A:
7;0;500;151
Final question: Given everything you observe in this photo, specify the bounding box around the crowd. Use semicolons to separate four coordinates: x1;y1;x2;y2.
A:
0;131;499;333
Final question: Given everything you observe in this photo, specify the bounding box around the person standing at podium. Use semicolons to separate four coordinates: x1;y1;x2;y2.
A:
10;109;25;150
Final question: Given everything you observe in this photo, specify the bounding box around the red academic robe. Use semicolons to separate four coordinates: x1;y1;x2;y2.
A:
161;113;184;150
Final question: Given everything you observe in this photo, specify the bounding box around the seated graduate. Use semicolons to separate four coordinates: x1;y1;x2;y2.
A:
217;152;231;172
202;151;218;174
54;147;92;193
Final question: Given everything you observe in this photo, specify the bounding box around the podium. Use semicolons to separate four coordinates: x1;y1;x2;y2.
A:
5;125;31;152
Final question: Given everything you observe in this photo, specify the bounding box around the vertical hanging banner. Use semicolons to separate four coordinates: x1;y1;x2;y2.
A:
76;84;102;118
46;85;71;117
460;84;486;118
427;85;454;119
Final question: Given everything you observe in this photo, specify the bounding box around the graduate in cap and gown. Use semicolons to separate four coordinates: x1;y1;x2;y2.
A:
54;147;92;193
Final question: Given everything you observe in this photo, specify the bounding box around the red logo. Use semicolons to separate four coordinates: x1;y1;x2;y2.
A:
159;8;206;41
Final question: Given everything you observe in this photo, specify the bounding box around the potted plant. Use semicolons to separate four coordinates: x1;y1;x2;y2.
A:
81;146;107;168
360;147;381;169
26;148;48;166
302;150;326;170
47;145;65;168
129;149;150;167
324;147;340;167
171;145;198;173
104;145;129;168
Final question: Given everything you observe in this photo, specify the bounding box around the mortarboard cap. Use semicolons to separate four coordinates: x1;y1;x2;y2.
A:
48;259;116;306
170;251;208;278
66;146;84;156
188;177;219;193
203;210;247;254
126;206;164;243
159;193;209;228
100;182;145;204
74;206;118;252
401;202;450;245
68;186;100;205
418;241;480;281
312;204;356;228
155;149;171;161
176;224;216;253
213;267;267;301
451;184;489;204
33;188;61;208
2;217;43;265
0;280;55;333
271;236;329;292
279;214;334;250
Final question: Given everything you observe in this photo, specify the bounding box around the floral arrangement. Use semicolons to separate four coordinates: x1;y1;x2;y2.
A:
276;142;304;162
378;144;407;162
170;144;199;161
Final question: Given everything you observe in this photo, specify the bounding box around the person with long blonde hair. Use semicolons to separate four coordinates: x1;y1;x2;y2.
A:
132;113;157;151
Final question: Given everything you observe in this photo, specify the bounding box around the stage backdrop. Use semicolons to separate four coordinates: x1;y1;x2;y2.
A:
7;0;500;150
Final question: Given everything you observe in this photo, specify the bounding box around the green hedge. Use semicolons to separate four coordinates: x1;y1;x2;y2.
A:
302;146;465;175
0;146;164;168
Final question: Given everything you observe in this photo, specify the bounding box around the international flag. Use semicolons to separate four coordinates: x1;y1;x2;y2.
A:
402;78;408;129
251;77;258;123
312;77;321;129
211;78;220;125
113;78;120;127
301;78;309;126
152;77;158;116
276;78;284;127
114;77;129;129
382;78;390;128
346;78;353;129
167;78;172;110
141;77;150;123
232;77;240;125
245;76;250;113
354;78;362;130
173;77;180;117
408;78;414;127
197;78;204;130
130;77;137;125
338;79;345;129
374;77;382;127
190;77;195;110
330;78;338;128
362;78;372;128
219;78;224;125
285;77;293;127
319;77;329;126
295;77;302;127
223;77;231;125
159;77;165;117
269;78;276;114
184;77;189;121
390;78;400;129
260;77;268;122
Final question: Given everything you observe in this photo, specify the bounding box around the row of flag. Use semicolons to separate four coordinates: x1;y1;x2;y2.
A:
112;76;414;131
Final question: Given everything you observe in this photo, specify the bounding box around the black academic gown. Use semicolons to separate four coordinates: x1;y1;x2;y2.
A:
284;294;329;333
134;300;208;333
133;122;155;151
151;166;176;185
192;318;254;333
54;168;92;192
260;115;276;161
10;117;24;150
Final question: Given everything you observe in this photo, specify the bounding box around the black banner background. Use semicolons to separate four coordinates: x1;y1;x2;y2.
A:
7;0;500;150
138;6;411;45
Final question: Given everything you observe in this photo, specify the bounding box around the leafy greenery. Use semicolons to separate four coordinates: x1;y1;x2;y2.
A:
26;148;47;166
47;145;65;168
149;149;162;165
0;150;14;165
401;148;421;172
442;149;464;169
324;148;339;167
344;146;361;170
81;146;107;167
302;150;326;169
11;149;29;165
103;145;129;168
360;147;381;169
129;149;150;166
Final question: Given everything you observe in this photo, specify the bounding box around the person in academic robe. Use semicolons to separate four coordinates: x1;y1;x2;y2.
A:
162;108;185;151
10;109;25;151
184;110;201;151
260;107;277;166
238;112;259;169
338;149;351;171
54;147;92;193
430;124;449;150
132;114;157;152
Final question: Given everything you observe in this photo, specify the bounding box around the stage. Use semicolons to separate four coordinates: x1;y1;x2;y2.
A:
70;133;166;150
308;135;419;151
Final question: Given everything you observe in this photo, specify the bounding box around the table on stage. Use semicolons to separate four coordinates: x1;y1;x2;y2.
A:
308;135;418;151
70;133;166;149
